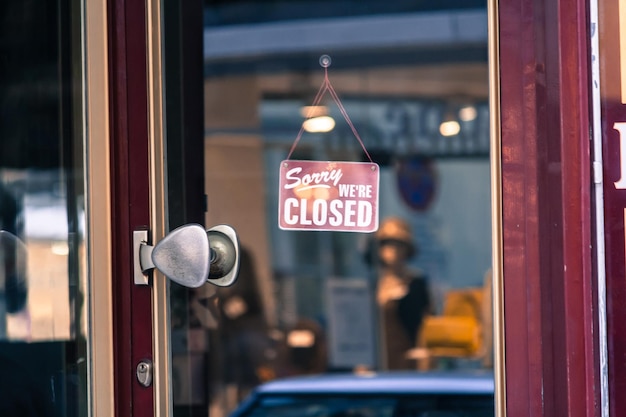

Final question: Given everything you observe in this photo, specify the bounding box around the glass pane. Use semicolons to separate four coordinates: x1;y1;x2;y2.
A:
169;2;492;416
0;0;88;416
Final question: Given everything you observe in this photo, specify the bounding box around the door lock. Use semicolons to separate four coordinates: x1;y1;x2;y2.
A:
136;359;153;387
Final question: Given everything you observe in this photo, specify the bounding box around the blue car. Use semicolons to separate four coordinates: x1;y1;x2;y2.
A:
230;370;495;417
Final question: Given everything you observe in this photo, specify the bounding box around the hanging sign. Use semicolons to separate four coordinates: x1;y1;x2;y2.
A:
279;55;379;233
278;160;379;232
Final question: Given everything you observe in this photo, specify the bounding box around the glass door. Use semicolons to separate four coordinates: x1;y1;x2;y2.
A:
0;0;100;415
165;2;495;417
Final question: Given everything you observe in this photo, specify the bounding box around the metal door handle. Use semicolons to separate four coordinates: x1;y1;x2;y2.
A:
133;224;240;288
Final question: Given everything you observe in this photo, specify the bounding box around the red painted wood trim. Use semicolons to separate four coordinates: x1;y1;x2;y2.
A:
498;0;600;415
551;0;599;415
108;0;154;416
108;0;131;413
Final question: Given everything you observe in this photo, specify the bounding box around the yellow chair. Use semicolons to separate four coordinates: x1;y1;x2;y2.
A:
411;272;493;369
421;288;483;357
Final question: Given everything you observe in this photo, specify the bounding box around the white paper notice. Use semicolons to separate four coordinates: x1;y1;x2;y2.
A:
325;278;376;369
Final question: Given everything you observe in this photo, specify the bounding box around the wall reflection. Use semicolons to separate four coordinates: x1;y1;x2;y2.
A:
1;170;83;342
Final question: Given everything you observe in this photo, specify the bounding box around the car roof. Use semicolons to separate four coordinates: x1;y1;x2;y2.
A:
253;370;494;396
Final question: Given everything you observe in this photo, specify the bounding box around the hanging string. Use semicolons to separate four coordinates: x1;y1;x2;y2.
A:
286;55;374;163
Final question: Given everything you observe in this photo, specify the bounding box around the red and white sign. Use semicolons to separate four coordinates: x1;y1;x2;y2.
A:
278;160;379;232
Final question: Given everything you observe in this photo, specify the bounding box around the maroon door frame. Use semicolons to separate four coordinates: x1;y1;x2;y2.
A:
108;0;154;416
498;0;601;415
106;0;205;414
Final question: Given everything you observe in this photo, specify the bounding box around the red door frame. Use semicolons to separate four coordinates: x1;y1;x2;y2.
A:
498;0;601;415
106;0;205;415
108;0;154;416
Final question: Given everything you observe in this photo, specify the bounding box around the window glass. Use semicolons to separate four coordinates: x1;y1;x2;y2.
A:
170;2;492;416
0;0;88;415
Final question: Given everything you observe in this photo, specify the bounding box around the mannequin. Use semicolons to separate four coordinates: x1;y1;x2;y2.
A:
374;217;431;370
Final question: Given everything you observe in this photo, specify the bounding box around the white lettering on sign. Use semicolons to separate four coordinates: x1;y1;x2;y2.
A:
338;184;372;198
284;167;343;190
283;198;373;228
615;122;626;189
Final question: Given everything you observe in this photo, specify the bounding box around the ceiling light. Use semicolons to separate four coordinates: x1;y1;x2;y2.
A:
287;329;315;347
458;105;477;122
439;120;460;137
439;106;461;137
303;116;336;133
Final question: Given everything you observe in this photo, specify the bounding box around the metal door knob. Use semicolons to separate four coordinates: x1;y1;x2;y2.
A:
135;224;240;288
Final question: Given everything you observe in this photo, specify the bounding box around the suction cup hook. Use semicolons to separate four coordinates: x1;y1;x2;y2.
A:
319;54;332;68
136;223;240;288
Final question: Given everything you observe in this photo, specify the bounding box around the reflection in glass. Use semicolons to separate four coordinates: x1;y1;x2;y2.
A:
0;0;88;415
171;3;492;417
203;74;490;417
243;395;494;417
